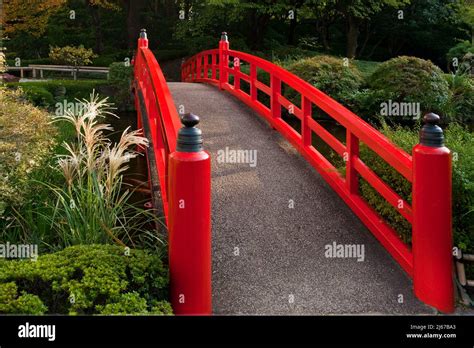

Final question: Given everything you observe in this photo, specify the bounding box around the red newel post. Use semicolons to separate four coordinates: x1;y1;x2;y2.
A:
138;28;148;48
412;113;454;313
219;32;229;90
135;30;149;148
168;113;212;315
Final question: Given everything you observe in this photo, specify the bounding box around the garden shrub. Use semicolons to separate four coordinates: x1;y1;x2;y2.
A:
49;45;97;67
447;41;474;71
285;55;363;105
18;85;54;107
355;121;474;252
6;80;111;107
108;62;132;84
108;62;133;108
0;245;172;315
444;74;474;124
361;56;450;120
0;88;56;217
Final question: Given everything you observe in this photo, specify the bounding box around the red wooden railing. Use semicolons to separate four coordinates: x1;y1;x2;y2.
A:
181;32;454;313
133;30;182;222
133;29;212;315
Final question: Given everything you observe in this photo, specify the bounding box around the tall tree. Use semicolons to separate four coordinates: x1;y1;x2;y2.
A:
335;0;410;58
123;0;147;49
2;0;66;37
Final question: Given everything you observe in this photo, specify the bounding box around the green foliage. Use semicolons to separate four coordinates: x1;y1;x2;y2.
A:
108;62;132;84
0;283;47;314
17;85;55;108
108;63;132;109
285;55;363;104
357;122;474;251
44;93;160;248
445;74;474;124
447;41;474;68
49;45;97;67
7;80;112;107
359;56;450;120
0;245;171;315
0;88;56;217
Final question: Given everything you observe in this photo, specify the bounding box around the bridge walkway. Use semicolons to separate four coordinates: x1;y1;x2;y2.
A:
168;82;432;315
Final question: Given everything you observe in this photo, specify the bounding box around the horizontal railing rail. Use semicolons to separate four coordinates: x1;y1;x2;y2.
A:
181;32;454;313
133;30;181;222
182;38;414;275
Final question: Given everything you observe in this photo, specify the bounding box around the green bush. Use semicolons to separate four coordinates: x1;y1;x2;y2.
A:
0;88;56;217
447;41;474;70
356;122;474;252
285;55;363;105
108;62;132;84
108;63;133;109
49;45;97;67
0;245;172;315
6;80;111;108
18;85;55;108
360;56;450;120
445;74;474;124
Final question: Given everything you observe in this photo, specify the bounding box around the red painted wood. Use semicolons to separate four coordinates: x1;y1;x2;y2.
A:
181;42;415;277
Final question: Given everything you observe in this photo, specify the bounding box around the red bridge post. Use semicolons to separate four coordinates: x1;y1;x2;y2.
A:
219;32;229;90
412;113;454;313
168;113;212;315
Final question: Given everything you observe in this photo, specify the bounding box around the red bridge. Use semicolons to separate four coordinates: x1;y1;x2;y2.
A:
132;29;454;315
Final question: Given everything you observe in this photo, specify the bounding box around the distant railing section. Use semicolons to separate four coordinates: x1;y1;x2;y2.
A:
182;32;454;313
6;64;109;79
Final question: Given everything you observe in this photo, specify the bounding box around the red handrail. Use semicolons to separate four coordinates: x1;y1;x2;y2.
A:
182;41;414;276
182;38;455;313
133;32;181;222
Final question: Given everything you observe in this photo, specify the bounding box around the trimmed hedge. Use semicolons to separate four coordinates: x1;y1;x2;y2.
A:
285;55;363;105
359;56;450;120
6;80;112;109
356;122;474;251
0;245;172;315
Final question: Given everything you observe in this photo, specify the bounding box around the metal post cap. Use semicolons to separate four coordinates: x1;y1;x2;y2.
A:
177;113;203;152
420;113;444;147
140;29;147;39
221;32;228;41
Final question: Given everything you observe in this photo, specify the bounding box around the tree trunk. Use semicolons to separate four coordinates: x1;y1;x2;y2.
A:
346;15;359;58
249;11;270;50
88;3;103;54
287;9;297;45
123;0;147;50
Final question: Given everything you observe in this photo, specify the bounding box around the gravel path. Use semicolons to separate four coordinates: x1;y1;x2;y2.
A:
168;82;433;315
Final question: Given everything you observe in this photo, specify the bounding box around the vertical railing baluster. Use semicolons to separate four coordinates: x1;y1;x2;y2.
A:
234;57;240;90
250;64;257;101
196;55;201;79
302;96;312;147
271;74;281;121
346;131;359;194
212;54;216;80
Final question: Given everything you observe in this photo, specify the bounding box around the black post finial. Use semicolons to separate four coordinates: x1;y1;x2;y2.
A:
140;29;147;39
177;113;203;152
221;32;228;42
420;113;444;147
